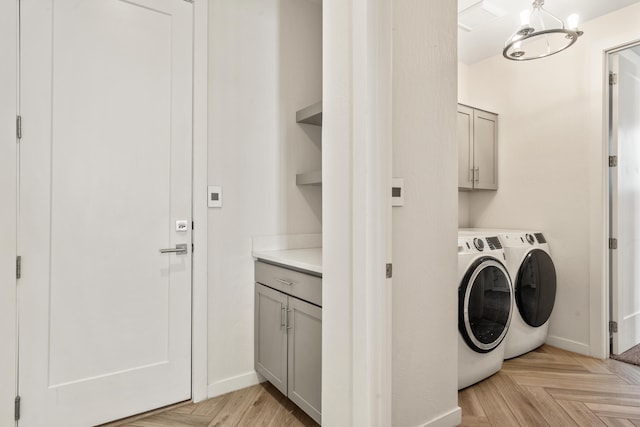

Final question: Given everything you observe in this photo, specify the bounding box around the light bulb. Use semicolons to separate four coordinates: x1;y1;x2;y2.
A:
520;10;531;26
567;13;580;30
510;41;525;59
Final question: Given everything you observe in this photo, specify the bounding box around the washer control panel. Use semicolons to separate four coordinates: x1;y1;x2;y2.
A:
473;238;485;251
458;235;505;256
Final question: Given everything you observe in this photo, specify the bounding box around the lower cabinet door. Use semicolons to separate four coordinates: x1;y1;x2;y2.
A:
287;297;322;424
255;283;288;395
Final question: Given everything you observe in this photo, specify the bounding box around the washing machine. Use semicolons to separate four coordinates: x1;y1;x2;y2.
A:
461;229;557;359
457;231;513;389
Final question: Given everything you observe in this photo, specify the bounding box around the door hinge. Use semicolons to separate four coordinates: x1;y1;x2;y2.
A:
609;156;617;167
14;395;20;421
610;320;618;333
16;256;21;279
610;72;618;86
609;238;618;250
16;115;22;140
386;263;392;279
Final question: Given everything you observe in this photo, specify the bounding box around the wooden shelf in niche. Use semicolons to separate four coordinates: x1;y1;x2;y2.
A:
295;170;322;186
295;101;322;126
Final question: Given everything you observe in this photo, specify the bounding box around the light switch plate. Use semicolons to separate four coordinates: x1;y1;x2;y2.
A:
392;178;404;207
208;186;222;208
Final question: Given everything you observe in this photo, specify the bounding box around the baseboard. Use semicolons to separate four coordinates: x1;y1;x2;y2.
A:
546;335;590;356
207;371;262;399
417;406;462;427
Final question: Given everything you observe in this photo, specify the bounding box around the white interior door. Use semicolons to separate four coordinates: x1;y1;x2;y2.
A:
611;47;640;355
19;1;193;425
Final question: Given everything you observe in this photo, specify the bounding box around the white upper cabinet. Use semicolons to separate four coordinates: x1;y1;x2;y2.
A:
458;104;498;191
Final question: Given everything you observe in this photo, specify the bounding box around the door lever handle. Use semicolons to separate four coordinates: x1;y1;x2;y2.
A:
159;243;188;255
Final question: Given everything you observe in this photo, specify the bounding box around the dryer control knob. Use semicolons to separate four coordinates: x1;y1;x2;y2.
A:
473;238;485;251
526;234;535;245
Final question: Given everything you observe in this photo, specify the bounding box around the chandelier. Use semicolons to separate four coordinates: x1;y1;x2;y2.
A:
503;0;584;61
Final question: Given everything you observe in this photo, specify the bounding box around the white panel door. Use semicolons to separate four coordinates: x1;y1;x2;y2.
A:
19;1;193;425
611;49;640;355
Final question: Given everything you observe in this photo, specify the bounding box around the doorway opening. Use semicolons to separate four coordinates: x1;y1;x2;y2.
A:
607;40;640;364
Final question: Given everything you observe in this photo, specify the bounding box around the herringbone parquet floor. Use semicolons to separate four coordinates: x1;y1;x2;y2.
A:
459;345;640;426
106;345;640;427
102;381;318;427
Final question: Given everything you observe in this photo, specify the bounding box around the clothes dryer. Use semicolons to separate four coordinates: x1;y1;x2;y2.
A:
457;232;513;389
461;229;557;359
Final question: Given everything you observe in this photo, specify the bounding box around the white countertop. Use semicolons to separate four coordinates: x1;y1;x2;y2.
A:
252;247;322;275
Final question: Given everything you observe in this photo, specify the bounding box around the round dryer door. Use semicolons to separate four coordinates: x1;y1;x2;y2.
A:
516;249;557;327
459;257;513;353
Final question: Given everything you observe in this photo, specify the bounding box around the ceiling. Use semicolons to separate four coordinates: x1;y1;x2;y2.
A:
458;0;640;64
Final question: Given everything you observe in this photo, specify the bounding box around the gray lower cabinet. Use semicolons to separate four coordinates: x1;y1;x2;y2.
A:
287;295;322;422
255;284;288;394
255;262;322;424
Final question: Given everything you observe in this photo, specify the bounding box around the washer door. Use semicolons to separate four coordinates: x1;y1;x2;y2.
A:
459;257;513;353
516;249;557;327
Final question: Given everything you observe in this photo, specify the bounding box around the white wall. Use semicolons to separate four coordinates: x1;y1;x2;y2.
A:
459;2;640;357
207;0;322;395
392;0;460;425
0;1;17;424
458;192;471;228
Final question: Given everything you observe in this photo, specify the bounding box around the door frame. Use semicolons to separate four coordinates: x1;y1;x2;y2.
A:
323;0;392;424
0;0;18;425
602;39;640;359
191;0;209;403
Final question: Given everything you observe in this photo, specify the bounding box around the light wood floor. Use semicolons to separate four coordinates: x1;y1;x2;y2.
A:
102;381;318;427
459;345;640;426
104;344;640;427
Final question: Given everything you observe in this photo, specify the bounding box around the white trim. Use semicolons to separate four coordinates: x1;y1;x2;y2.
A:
598;47;613;360
417;407;462;427
323;0;392;424
379;0;393;423
0;1;18;424
191;0;208;403
546;335;591;356
206;371;262;399
322;0;354;422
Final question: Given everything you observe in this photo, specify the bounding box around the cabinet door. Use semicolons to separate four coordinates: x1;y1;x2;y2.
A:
473;109;498;190
457;105;474;189
287;297;322;424
255;283;288;395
